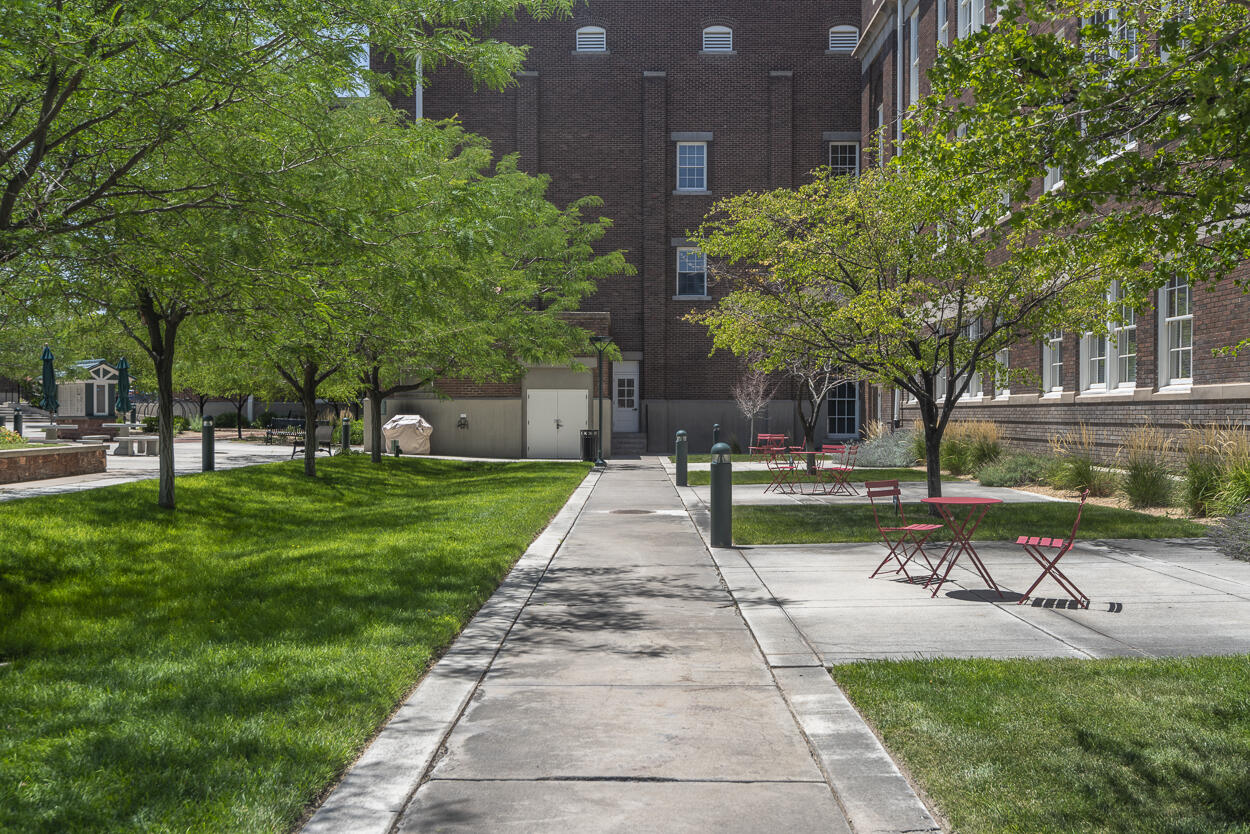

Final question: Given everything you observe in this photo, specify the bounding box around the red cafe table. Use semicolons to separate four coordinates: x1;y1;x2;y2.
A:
920;496;1005;599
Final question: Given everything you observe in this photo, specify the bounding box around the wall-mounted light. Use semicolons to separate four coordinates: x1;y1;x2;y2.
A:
457;413;469;430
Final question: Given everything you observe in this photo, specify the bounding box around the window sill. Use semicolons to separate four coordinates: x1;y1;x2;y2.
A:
1154;383;1193;399
1041;391;1065;399
699;50;737;56
825;49;855;56
673;189;711;196
571;50;610;56
673;294;712;301
1075;388;1135;400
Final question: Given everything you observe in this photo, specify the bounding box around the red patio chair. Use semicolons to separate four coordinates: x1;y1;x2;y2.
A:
750;433;787;458
764;447;800;493
1015;490;1091;608
817;443;859;495
866;480;943;582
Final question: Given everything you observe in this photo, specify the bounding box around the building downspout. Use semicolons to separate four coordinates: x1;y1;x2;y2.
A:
896;0;904;148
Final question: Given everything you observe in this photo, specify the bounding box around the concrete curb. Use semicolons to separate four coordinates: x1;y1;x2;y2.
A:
665;462;941;834
302;468;601;834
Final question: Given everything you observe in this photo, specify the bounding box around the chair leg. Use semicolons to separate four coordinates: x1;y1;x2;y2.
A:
1018;545;1089;608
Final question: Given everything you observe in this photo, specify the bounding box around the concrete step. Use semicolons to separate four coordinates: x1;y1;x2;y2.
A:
611;432;648;457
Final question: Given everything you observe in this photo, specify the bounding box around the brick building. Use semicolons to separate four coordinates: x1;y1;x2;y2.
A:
376;1;867;457
858;0;1250;460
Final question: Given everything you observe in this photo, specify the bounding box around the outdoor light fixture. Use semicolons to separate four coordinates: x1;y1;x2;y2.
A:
589;336;611;467
457;413;469;430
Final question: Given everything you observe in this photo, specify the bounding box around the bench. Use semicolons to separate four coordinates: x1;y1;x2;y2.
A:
79;435;109;443
114;435;159;456
291;424;335;458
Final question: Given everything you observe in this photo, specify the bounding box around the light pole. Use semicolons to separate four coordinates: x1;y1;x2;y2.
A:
590;336;610;467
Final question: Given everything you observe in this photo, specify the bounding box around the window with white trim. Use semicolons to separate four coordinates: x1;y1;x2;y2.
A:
575;26;607;52
828;142;859;176
827;381;859;437
702;26;733;52
1042;330;1064;392
909;10;920;106
938;0;949;46
875;103;885;163
676;142;707;191
958;0;986;38
1114;284;1137;386
1160;274;1192;385
1083;331;1109;390
1044;163;1064;192
828;25;858;53
994;347;1010;397
676;248;707;297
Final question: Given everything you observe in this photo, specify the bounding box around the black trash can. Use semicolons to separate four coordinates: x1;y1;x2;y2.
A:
580;429;599;462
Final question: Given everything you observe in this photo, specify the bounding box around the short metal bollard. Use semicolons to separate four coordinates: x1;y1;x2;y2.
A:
675;430;688;487
709;442;732;547
712;422;720;446
201;415;215;472
391;439;401;457
13;409;22;435
341;417;351;455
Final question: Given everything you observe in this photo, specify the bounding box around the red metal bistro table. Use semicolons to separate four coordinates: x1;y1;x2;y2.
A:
920;496;1004;599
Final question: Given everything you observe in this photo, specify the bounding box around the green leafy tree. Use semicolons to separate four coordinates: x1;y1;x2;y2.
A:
915;0;1250;305
689;164;1136;498
0;0;575;269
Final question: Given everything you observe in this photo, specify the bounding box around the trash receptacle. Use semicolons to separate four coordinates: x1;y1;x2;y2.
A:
580;429;599;462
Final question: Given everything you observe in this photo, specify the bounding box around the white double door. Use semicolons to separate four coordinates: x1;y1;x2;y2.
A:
526;389;589;459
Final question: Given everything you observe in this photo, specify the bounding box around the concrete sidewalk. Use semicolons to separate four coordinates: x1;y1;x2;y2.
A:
307;459;938;833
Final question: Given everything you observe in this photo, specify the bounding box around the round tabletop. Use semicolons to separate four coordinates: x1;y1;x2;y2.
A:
920;496;1003;505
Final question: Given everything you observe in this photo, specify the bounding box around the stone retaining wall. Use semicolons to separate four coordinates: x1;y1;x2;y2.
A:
0;444;107;485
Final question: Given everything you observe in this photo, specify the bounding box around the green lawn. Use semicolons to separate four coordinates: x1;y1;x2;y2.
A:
833;656;1250;834
733;502;1206;544
0;456;589;833
684;466;929;486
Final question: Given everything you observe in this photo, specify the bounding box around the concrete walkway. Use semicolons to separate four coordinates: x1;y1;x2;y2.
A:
307;459;938;833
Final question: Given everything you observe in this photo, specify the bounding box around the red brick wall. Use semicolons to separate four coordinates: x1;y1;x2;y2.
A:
0;445;107;485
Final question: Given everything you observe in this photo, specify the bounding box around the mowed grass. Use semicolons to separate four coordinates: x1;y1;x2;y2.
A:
684;466;929;486
833;656;1250;834
734;502;1206;544
0;456;589;834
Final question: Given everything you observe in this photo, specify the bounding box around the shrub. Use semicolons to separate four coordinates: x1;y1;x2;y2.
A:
940;421;1001;476
1119;423;1174;508
171;415;190;434
141;416;159;433
213;412;248;429
1210;508;1250;562
976;453;1052;488
257;411;275;429
854;429;918;467
187;416;203;433
0;427;27;448
1215;460;1250;518
1180;423;1244;517
941;439;972;476
1048;423;1116;497
910;420;928;462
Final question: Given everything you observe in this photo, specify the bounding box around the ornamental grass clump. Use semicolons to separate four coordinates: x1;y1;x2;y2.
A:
976;453;1053;488
1119;423;1174;508
1210;508;1250;562
1181;423;1229;517
941;420;1002;476
854;421;918;467
1049;422;1116;497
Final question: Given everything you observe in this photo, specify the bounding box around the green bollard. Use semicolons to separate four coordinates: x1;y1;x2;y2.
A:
201;415;215;472
709;442;732;547
391;439;401;457
712;423;720;448
341;417;351;455
675;430;688;487
13;409;22;436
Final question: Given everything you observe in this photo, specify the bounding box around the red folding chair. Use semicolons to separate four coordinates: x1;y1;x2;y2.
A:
817;444;859;495
764;448;800;493
866;480;943;583
1015;490;1091;608
750;433;787;458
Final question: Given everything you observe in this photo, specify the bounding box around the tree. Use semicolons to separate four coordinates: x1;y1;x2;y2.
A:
731;358;777;449
0;0;576;269
785;359;847;460
689;164;1138;499
915;1;1250;308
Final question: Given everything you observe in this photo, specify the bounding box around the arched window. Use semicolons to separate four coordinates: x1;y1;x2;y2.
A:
575;26;607;52
702;25;734;52
828;25;859;53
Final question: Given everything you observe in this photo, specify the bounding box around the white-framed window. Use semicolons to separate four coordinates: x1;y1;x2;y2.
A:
1160;274;1193;386
875;103;885;163
828;142;860;175
702;25;733;52
958;0;985;38
828;381;859;437
994;347;1010;397
575;26;607;52
676;248;708;297
938;0;949;46
1083;332;1109;391
1042;330;1064;392
909;10;920;106
1114;284;1138;387
1044;163;1064;192
676;142;707;191
828;24;859;53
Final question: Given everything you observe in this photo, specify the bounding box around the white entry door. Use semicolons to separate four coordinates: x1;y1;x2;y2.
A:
612;361;639;433
526;389;589;459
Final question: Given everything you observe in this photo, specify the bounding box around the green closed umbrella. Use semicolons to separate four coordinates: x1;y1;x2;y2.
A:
114;358;131;415
40;346;58;414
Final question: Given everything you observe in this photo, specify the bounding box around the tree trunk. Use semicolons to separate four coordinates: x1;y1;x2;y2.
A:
369;387;384;464
302;361;318;477
923;423;944;503
156;355;177;509
234;401;245;439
